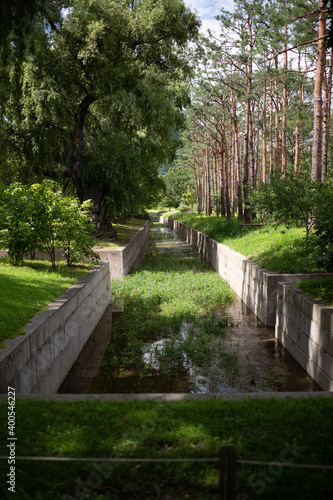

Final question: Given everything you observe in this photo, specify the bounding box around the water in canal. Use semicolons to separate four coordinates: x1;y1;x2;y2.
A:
58;223;320;394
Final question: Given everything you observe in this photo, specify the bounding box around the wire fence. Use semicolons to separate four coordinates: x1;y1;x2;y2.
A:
1;447;333;500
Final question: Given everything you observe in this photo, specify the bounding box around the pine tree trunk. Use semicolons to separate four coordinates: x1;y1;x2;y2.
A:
321;47;332;182
294;51;302;174
269;78;274;178
282;25;288;173
311;0;327;182
261;69;267;183
274;49;281;176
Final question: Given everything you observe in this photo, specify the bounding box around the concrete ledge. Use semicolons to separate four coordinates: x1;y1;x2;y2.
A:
97;220;150;279
1;392;331;402
0;262;111;395
276;282;333;391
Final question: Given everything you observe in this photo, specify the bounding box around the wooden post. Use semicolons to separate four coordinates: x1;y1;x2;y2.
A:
219;446;237;500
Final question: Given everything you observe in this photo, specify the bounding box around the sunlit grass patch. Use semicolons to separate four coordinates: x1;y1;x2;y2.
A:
297;277;333;306
165;211;322;273
93;218;146;249
0;260;95;343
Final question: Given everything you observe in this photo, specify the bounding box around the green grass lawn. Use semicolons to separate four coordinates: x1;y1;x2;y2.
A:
93;218;147;250
0;260;95;344
297;278;333;307
0;397;332;499
163;211;322;273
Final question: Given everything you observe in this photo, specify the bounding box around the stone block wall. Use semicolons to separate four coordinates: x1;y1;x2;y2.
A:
0;262;111;394
97;220;150;279
276;282;333;390
160;216;332;326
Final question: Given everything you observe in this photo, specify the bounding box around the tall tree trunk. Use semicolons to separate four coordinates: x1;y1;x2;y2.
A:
231;94;243;218
294;51;302;174
262;65;267;183
274;49;281;176
222;112;231;219
72;94;116;237
322;47;333;182
282;24;288;173
72;94;96;202
311;0;327;182
269;78;274;178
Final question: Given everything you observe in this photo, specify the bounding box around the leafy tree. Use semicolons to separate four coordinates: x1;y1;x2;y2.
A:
0;181;98;269
0;183;37;264
160;165;195;209
3;0;200;235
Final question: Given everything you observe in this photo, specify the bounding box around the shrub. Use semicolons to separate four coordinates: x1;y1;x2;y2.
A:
314;182;333;271
250;167;317;253
0;180;99;269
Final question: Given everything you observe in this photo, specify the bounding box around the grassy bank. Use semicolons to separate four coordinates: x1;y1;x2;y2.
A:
163;211;322;273
0;260;95;344
297;278;333;307
0;397;332;499
93;218;147;250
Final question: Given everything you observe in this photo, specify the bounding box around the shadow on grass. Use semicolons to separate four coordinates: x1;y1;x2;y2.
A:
0;397;332;499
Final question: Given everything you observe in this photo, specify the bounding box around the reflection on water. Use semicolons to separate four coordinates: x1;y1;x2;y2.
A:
58;297;320;394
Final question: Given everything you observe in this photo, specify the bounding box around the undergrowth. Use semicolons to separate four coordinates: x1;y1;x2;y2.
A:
101;223;236;391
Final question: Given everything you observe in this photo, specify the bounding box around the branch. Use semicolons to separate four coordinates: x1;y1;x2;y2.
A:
267;35;327;61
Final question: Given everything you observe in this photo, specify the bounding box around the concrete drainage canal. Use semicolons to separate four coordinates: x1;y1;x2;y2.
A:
58;222;320;394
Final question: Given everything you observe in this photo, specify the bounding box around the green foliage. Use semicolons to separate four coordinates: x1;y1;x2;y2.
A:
55;197;99;266
250;167;318;252
312;182;333;271
0;180;99;269
297;278;333;307
159;165;195;208
0;0;200;225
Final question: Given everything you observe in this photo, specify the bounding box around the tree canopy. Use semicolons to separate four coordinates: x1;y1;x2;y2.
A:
0;0;200;233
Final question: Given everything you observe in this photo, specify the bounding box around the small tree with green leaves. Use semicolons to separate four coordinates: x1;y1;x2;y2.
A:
56;197;99;267
0;180;99;269
250;167;317;253
0;183;38;264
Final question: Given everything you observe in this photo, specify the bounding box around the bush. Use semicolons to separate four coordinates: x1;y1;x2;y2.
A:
249;167;317;253
314;182;333;271
0;180;99;269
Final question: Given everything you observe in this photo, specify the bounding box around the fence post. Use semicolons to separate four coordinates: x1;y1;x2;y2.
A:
219;446;237;500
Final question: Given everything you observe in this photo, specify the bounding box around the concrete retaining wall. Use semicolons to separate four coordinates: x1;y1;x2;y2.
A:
160;216;331;327
92;220;150;279
276;283;333;391
0;261;111;394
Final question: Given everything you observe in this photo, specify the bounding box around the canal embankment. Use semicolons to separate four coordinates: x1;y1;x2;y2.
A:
159;215;333;391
